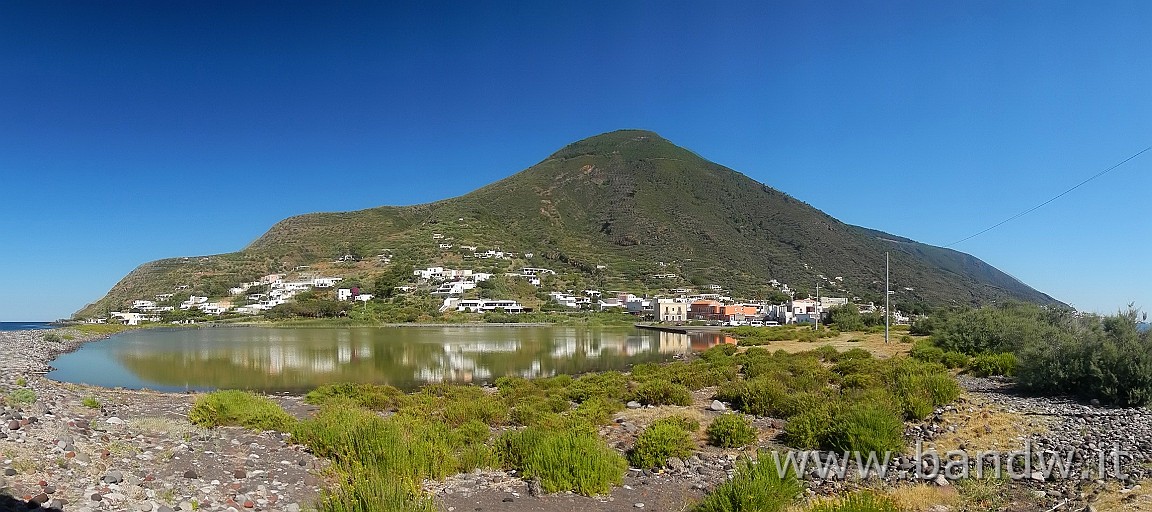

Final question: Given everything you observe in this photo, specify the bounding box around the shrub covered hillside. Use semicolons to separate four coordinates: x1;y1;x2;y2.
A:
187;343;963;512
912;303;1152;406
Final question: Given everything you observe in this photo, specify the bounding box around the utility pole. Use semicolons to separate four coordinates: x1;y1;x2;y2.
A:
885;252;890;344
815;281;820;330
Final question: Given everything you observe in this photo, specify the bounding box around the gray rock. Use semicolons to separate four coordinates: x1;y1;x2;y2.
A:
102;470;124;484
933;474;949;486
626;401;642;409
709;400;726;411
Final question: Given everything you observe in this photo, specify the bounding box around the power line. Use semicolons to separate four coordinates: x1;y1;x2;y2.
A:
944;145;1152;248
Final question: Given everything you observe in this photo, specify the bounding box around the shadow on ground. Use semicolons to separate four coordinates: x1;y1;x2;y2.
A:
0;493;63;512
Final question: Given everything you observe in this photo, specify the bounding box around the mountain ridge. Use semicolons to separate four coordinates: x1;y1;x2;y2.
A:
76;130;1061;318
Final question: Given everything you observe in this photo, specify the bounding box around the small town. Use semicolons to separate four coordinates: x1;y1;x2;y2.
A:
91;251;910;327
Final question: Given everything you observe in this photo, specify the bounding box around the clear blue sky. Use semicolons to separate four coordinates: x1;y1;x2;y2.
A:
1;0;1149;321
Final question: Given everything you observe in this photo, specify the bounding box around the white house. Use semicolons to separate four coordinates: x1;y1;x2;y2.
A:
132;300;157;311
312;277;343;288
456;299;525;313
549;292;580;308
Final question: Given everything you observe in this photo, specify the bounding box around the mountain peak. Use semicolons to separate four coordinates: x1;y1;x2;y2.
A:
548;129;677;160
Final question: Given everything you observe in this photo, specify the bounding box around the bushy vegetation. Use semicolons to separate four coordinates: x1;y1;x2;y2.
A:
724;325;839;345
968;352;1017;377
691;453;802;512
630;379;693;406
305;383;405;410
628;416;698;468
826;304;886;332
914;303;1152;406
715;346;958;453
7;388;36;405
497;427;627;494
82;396;101;409
188;390;295;431
706;414;757;448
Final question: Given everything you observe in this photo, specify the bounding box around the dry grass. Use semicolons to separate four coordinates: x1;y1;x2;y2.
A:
1086;479;1152;511
129;416;208;441
886;483;963;511
759;331;918;359
919;393;1050;454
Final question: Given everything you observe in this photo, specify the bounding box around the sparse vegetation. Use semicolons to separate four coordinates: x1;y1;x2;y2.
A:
497;426;627;495
804;490;904;512
188;390;295;431
7;388;36;405
628;416;698;468
706;414;757;448
691;453;802;512
81;396;101;409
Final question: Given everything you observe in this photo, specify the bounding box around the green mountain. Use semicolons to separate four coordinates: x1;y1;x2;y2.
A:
76;130;1060;318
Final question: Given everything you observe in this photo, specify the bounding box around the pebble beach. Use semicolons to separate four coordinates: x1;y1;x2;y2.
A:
0;328;324;512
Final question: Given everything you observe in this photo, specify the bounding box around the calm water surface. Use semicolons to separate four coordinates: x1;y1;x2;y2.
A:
47;325;733;393
0;322;55;331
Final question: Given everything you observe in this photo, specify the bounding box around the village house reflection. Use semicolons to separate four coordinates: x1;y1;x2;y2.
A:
56;326;735;393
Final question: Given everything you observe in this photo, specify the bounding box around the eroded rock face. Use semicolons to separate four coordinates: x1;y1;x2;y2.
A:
0;328;325;511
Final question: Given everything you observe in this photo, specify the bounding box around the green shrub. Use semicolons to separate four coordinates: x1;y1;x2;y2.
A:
14;376;27;387
700;343;739;362
783;402;838;449
316;472;435;512
570;396;624;425
629;418;697;468
691;454;802;512
968;352;1017;377
305;383;404;410
805;490;903;512
496;427;626;495
909;342;944;363
42;332;61;343
899;335;914;344
824;402;905;454
706;414;757;448
631;380;692;406
940;351;970;369
188;390;295;431
567;371;629;402
716;377;789;417
7;388;36;405
81;396;101;409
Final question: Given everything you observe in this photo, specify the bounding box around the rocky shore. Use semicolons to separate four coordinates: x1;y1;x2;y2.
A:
0;328;325;512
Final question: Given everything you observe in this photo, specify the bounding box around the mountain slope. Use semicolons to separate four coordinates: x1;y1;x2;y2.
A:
76;130;1060;318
